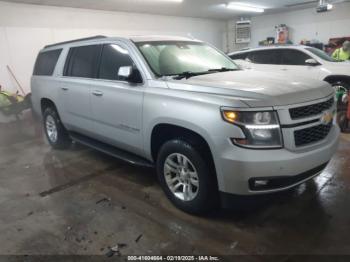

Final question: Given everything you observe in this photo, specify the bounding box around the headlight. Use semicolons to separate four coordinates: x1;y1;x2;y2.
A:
222;110;283;149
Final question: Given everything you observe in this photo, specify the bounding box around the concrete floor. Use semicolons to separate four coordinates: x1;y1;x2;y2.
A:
0;113;350;260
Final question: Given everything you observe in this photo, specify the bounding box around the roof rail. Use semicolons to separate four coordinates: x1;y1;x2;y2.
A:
44;35;107;49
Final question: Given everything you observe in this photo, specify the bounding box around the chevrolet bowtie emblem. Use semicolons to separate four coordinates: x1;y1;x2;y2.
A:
320;111;333;125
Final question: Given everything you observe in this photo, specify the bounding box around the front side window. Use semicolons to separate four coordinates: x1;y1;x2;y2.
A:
136;41;238;77
281;49;311;66
64;45;101;78
99;44;135;81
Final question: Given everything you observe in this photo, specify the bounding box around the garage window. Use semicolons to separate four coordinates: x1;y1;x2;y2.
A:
33;49;62;76
98;44;135;81
64;45;102;78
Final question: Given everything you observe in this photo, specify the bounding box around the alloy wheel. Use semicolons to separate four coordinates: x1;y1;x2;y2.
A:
163;153;199;201
45;115;58;143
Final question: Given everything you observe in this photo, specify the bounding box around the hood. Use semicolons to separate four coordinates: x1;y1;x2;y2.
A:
166;70;333;107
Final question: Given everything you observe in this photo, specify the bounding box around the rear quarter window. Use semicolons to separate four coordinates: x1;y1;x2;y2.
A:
33;49;62;76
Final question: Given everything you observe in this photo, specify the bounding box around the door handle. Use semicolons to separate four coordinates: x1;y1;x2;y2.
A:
92;90;103;97
280;69;288;71
61;87;69;91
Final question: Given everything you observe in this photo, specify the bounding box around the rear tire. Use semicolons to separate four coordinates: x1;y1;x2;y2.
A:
43;107;71;149
156;139;218;215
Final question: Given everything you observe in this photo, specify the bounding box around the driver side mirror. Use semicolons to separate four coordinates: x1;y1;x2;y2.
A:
118;66;143;84
305;58;320;66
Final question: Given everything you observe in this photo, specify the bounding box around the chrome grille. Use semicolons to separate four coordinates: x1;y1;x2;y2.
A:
294;123;332;147
289;98;334;120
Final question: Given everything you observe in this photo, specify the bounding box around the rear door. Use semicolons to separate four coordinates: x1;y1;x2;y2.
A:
90;42;145;156
60;44;102;135
279;49;320;79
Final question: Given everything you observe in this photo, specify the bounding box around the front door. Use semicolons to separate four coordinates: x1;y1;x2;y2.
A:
90;43;144;156
279;49;320;80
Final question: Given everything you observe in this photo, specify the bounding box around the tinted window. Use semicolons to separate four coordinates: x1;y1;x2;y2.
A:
249;50;282;65
33;49;62;76
281;49;311;65
64;45;101;78
99;44;135;81
229;53;248;60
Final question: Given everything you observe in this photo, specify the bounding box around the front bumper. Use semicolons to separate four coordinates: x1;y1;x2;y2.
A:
214;124;340;195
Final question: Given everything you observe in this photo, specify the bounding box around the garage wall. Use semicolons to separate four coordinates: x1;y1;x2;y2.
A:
227;1;350;52
0;1;226;94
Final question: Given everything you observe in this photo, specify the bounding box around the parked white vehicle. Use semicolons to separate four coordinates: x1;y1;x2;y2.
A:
229;45;350;90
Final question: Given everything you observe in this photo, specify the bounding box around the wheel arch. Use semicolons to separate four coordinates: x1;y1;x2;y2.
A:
149;123;217;182
323;75;350;87
40;98;57;114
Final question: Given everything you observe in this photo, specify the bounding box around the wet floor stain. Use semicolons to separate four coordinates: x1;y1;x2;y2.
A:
39;165;118;197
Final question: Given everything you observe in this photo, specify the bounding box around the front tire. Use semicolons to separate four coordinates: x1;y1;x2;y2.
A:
156;139;218;214
43;107;71;149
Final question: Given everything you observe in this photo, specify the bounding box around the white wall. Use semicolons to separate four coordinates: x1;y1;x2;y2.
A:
225;18;251;53
227;2;350;52
0;1;226;94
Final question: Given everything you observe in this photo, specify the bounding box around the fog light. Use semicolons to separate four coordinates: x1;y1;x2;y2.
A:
254;180;269;187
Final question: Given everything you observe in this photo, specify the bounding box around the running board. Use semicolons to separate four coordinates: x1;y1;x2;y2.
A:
70;132;154;168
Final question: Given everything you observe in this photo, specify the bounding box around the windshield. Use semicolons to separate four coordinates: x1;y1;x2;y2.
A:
136;41;239;77
305;47;337;62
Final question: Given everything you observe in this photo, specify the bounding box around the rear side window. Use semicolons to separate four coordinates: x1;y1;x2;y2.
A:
98;44;135;81
64;45;102;78
229;53;248;60
33;49;62;76
249;50;282;65
280;49;311;66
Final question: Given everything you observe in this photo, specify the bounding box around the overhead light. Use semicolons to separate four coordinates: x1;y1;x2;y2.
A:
111;44;129;54
226;2;265;13
141;0;183;2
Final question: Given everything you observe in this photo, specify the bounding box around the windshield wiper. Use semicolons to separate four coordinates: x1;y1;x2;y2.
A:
173;68;239;80
173;71;212;80
208;67;239;72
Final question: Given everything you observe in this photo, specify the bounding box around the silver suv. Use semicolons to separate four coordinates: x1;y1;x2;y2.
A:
31;35;339;214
